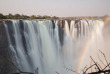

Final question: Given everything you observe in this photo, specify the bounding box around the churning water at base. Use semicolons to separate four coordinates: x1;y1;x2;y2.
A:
4;19;104;74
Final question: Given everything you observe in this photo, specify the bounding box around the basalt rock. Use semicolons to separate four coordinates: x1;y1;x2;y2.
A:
51;20;55;29
0;21;17;73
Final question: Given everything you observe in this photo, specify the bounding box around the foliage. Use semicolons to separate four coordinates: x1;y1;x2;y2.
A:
30;15;36;19
0;13;7;19
6;13;13;19
0;13;59;19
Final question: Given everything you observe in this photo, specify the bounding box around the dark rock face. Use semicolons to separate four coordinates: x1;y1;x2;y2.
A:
0;21;3;47
62;20;65;28
0;47;17;74
66;19;71;29
57;20;64;45
0;21;17;73
19;20;27;52
51;20;55;29
0;21;8;47
58;20;64;46
58;25;64;46
75;20;80;24
5;21;16;47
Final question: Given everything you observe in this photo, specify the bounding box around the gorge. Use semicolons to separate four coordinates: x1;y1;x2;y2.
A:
0;19;107;74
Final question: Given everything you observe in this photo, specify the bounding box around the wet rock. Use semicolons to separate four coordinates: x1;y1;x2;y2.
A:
0;21;17;73
58;24;64;46
62;20;65;28
51;20;55;29
66;19;71;29
0;21;8;47
75;20;80;24
5;21;16;47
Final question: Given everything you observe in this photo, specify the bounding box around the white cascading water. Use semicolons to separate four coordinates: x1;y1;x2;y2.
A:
12;20;32;72
4;19;104;74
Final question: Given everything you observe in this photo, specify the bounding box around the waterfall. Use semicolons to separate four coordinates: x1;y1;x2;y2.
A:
12;20;32;72
3;19;104;74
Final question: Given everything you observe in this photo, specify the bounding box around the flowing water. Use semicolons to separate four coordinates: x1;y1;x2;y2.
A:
3;19;105;74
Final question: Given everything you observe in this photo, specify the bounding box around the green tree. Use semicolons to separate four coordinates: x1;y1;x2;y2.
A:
0;13;7;19
42;15;51;19
14;14;21;19
52;16;59;19
19;15;27;19
6;13;13;19
30;15;36;19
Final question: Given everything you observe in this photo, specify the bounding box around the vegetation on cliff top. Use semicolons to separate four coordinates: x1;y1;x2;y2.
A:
0;13;59;19
0;13;109;20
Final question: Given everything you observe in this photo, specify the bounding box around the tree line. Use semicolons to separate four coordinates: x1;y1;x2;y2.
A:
0;13;59;19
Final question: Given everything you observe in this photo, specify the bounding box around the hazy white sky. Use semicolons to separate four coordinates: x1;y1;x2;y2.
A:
0;0;110;17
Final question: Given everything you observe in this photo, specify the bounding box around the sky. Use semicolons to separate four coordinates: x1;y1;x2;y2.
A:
0;0;110;17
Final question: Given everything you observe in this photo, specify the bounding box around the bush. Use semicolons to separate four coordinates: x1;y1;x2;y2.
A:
0;13;7;19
